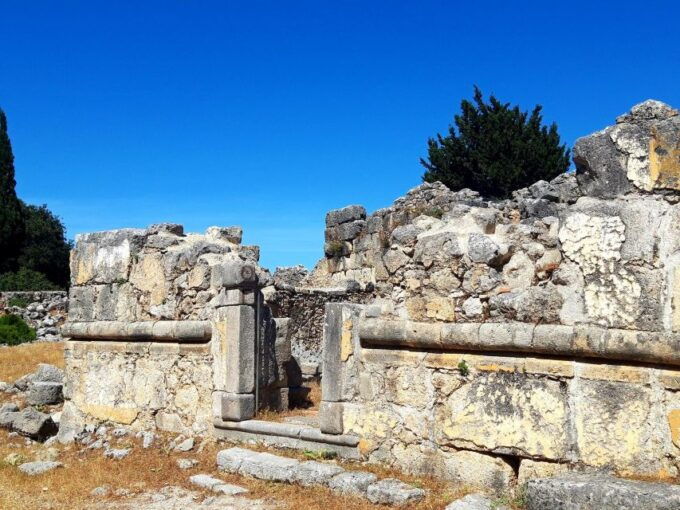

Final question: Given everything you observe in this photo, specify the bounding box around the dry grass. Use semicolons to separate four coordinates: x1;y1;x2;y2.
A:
0;341;64;382
0;428;472;510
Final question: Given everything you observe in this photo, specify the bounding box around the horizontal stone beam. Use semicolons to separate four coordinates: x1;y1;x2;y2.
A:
359;319;680;367
62;321;212;343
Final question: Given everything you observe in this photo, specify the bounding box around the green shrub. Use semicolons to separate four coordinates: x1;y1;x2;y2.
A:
457;359;470;377
0;268;60;291
0;314;36;345
325;240;346;258
6;296;29;308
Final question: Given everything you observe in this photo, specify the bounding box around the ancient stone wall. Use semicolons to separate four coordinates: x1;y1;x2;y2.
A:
265;266;373;378
317;101;680;490
60;223;294;440
0;291;68;342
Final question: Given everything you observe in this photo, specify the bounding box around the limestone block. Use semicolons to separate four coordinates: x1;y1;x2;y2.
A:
67;286;96;322
335;220;366;241
382;247;410;275
327;470;377;495
292;461;344;487
71;229;143;285
210;305;255;393
129;252;168;306
573;379;669;475
517;459;570;486
322;303;363;402
210;261;258;289
219;393;255;421
440;449;516;493
462;265;501;295
503;251;535;290
319;401;344;435
467;233;510;267
414;231;464;268
390;224;424;247
478;322;533;351
326;205;367;227
205;226;242;244
437;372;570;460
526;473;680;510
366;478;426;506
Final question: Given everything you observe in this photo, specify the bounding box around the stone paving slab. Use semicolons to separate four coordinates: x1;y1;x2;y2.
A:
526;474;680;510
216;447;425;506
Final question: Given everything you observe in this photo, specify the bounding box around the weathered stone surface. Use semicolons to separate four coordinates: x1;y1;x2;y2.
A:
189;474;248;495
13;408;58;440
366;478;426;506
327;470;378;495
292;460;344;486
18;461;62;475
326;205;367;227
27;382;63;405
445;494;507;510
526;474;680;510
437;372;569;460
440;450;516;493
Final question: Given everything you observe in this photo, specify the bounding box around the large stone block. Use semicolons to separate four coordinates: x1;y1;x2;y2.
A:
436;372;570;461
210;305;256;393
440;450;516;494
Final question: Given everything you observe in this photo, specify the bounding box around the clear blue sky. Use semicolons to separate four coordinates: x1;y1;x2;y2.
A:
2;2;679;270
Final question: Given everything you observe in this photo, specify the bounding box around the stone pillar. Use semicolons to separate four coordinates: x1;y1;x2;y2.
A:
211;299;256;421
319;302;364;434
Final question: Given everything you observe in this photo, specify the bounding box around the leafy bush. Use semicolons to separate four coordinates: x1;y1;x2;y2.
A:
0;268;60;291
0;314;36;345
7;296;29;308
421;87;570;199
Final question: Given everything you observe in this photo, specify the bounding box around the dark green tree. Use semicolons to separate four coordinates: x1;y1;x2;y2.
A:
17;203;71;288
0;109;24;272
421;87;570;199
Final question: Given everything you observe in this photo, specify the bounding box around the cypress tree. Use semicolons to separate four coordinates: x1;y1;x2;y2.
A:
421;87;571;199
0;109;24;273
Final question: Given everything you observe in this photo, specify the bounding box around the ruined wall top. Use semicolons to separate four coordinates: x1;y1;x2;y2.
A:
68;223;271;322
309;100;680;335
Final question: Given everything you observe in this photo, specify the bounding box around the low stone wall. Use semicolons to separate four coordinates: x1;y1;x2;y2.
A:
0;291;68;342
60;223;294;441
319;303;680;491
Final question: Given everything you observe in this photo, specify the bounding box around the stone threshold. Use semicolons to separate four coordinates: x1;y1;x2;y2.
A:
359;318;680;367
62;320;212;342
213;419;360;459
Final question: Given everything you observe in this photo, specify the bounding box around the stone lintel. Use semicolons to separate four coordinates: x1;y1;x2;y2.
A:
61;321;211;342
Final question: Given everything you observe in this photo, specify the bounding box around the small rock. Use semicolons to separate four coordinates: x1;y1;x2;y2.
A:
35;447;59;462
328;470;378;495
0;403;19;413
95;426;108;437
90;486;110;497
189;474;248;496
32;364;64;384
18;461;62;475
174;437;194;452
111;427;128;437
177;458;198;470
141;431;155;449
3;452;26;466
293;461;345;487
27;381;63;405
104;448;131;460
366;478;426;506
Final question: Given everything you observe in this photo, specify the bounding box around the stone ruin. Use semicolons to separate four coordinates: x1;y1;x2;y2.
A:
59;100;680;493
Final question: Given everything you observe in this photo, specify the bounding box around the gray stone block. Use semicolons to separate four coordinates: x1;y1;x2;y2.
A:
327;470;378;495
445;493;506;510
33;363;64;383
13;407;58;440
526;474;680;510
210;262;258;289
221;393;255;421
18;461;62;475
211;305;255;393
0;410;19;428
217;447;254;473
205;226;243;244
366;478;426;505
27;381;63;405
292;460;344;487
326;205;367;227
189;473;248;495
104;448;131;460
319;401;344;435
239;451;300;482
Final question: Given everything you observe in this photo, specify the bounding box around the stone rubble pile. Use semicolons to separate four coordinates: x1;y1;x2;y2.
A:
0;291;68;342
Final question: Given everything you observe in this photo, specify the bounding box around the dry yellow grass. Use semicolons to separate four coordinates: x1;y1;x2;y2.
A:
0;341;64;382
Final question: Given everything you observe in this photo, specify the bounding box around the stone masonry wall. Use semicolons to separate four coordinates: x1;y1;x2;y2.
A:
317;101;680;491
0;291;68;342
60;223;293;440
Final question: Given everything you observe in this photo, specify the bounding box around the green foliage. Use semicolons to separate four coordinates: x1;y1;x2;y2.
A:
457;359;470;377
0;109;71;289
421;87;570;199
17;202;71;288
0;313;36;345
0;109;25;273
7;296;29;308
326;240;346;258
0;268;61;291
303;449;338;460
